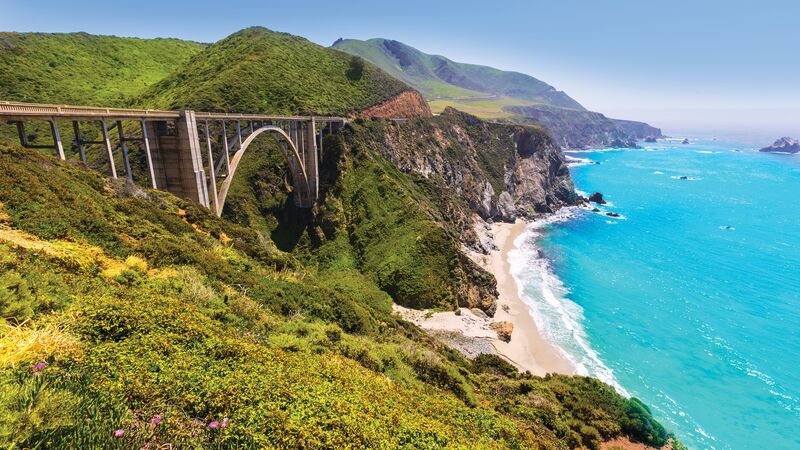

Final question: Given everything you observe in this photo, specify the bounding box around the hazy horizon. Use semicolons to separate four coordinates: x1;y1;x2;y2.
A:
1;0;798;135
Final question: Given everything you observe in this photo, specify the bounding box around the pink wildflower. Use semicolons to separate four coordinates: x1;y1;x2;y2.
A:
114;429;125;437
220;417;229;428
33;371;41;377
209;421;219;429
151;416;163;425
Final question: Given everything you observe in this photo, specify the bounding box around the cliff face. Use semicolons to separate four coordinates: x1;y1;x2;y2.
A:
359;90;432;119
349;107;577;241
306;108;577;315
507;105;662;149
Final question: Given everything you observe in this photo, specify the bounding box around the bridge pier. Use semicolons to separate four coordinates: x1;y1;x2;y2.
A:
147;111;210;208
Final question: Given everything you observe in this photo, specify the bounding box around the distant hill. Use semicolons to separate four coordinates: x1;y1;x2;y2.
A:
332;38;584;110
332;38;662;148
0;32;204;106
137;27;420;116
508;105;663;149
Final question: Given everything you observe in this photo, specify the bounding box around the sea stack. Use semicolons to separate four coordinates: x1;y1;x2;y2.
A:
589;192;607;204
760;137;800;154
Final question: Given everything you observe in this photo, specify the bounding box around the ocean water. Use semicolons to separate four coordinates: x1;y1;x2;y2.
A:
510;139;800;449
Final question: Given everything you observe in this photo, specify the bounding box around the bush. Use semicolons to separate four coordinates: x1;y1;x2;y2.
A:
471;354;519;378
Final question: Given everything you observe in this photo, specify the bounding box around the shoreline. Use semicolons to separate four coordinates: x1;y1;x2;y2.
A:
394;218;574;376
488;220;575;375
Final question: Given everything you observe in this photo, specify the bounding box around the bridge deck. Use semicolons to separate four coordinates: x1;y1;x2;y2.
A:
0;100;348;122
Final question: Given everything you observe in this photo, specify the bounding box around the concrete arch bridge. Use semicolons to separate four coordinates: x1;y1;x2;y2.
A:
0;100;348;215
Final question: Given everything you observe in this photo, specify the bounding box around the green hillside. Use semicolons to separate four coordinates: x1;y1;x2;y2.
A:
0;27;677;448
0;135;673;449
332;38;584;110
0;32;204;106
136;27;412;115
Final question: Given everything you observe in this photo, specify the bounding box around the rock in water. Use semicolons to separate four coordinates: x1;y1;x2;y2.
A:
682;138;690;144
490;321;513;342
589;192;607;204
760;137;800;154
609;138;639;148
645;136;657;143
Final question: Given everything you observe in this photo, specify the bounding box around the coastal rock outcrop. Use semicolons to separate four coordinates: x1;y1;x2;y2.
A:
490;321;514;342
760;137;800;154
609;138;639;149
589;192;607;204
507;105;662;149
366;107;577;228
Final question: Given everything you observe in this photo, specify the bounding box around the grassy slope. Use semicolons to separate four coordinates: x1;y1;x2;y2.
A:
0;27;676;449
0;32;204;106
136;27;412;115
332;38;584;110
0;144;674;449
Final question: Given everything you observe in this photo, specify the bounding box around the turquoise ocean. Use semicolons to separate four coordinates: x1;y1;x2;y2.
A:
510;138;800;449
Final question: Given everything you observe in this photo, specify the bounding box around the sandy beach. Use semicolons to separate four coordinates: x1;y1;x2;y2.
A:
395;219;574;376
488;220;574;375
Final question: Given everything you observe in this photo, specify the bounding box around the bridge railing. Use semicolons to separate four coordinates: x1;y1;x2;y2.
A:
0;100;180;121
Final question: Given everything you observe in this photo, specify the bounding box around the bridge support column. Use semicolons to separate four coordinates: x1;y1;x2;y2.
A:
49;119;65;160
305;118;319;202
100;120;118;179
148;111;209;207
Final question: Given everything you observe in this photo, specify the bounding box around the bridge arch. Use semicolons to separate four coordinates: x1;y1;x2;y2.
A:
216;125;310;216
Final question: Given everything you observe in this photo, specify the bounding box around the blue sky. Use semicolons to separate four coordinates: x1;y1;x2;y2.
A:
2;0;798;135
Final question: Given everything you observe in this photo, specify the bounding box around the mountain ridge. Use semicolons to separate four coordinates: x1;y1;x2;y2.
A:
332;38;584;110
332;37;663;148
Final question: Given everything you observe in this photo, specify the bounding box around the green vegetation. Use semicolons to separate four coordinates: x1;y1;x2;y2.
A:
332;38;584;109
427;95;536;119
0;140;674;449
0;26;675;449
136;27;412;115
0;32;203;106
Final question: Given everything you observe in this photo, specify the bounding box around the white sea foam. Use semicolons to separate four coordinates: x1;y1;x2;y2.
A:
565;154;595;167
653;171;664;175
507;209;629;396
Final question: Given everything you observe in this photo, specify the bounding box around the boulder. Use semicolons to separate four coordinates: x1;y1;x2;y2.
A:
490;321;513;343
496;191;517;222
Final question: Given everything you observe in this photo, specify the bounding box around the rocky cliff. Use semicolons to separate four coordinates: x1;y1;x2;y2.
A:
345;107;577;248
507;105;663;149
359;90;432;119
285;108;579;316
